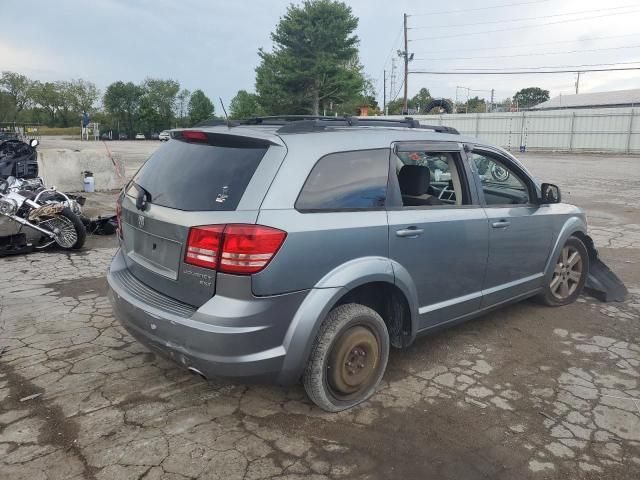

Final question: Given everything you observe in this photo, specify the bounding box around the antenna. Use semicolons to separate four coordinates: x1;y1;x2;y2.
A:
219;97;230;127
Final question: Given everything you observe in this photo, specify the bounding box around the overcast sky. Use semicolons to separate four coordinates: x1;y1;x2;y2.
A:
2;0;640;107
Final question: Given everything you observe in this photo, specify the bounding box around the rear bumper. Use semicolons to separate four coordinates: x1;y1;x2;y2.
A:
107;248;309;384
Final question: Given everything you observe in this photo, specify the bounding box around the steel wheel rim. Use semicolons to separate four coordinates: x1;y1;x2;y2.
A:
39;216;77;248
550;245;583;300
327;325;380;400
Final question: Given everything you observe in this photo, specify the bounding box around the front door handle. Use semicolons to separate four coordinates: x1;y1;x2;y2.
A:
491;220;511;229
396;227;424;238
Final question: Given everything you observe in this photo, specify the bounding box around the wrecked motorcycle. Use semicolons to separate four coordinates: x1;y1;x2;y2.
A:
0;137;39;178
0;176;86;255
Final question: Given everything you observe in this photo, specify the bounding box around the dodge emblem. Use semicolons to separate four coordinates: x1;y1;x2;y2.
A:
138;215;145;229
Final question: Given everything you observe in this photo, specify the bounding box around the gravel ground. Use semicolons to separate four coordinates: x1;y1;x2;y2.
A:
1;150;639;479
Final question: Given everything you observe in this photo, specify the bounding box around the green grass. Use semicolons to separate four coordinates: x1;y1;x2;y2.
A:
39;126;81;136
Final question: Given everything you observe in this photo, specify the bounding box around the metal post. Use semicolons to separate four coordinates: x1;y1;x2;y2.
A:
626;108;635;154
402;13;409;114
519;112;526;151
568;111;576;152
383;69;387;115
475;113;480;137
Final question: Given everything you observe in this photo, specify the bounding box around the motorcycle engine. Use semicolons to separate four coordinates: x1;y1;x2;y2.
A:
0;197;18;216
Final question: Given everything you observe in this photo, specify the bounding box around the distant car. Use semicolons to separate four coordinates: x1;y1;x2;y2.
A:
135;133;146;140
118;133;128;140
150;132;160;140
101;133;111;140
159;131;170;142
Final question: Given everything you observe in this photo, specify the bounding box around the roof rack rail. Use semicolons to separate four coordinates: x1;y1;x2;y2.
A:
195;115;460;135
194;118;241;127
271;116;460;135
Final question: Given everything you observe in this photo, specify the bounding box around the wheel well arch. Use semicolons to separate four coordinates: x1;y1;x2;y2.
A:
334;281;413;348
571;230;598;260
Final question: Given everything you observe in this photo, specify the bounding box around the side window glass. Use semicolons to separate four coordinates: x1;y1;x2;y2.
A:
394;151;467;207
470;153;531;205
295;149;389;211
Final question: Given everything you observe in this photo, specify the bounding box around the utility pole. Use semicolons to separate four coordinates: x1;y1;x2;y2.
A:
402;13;409;114
490;88;495;113
383;69;387;115
575;72;581;94
403;13;409;114
390;58;397;104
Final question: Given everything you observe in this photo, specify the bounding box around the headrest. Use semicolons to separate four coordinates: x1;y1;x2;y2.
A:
398;165;430;196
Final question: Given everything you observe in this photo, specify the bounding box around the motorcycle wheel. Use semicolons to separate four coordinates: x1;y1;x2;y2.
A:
34;208;86;250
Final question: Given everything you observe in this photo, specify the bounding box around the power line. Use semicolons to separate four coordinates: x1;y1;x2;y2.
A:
409;66;640;75
413;44;640;62
409;4;639;30
443;61;640;71
410;0;549;17
374;25;403;99
410;9;640;42
411;33;640;55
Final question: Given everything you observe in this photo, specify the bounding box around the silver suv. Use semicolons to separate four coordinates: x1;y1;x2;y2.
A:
108;116;594;411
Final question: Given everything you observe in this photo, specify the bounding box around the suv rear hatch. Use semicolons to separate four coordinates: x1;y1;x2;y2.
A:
118;129;284;307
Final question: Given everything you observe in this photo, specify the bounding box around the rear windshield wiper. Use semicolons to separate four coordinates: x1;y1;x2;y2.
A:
134;183;152;211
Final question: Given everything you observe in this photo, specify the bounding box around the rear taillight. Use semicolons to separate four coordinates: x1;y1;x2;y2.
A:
185;225;224;269
220;225;287;274
115;195;123;239
184;224;286;274
181;130;208;143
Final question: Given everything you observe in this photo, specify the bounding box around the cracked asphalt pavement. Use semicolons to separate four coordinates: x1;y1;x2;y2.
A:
1;152;639;479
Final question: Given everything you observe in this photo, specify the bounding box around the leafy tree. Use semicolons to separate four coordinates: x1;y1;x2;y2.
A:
139;78;180;132
255;0;366;115
229;90;263;119
411;88;432;111
466;96;487;113
385;98;405;115
0;71;32;117
513;87;550;109
68;79;99;114
175;89;191;127
0;91;15;122
29;81;61;124
103;81;144;135
188;89;214;125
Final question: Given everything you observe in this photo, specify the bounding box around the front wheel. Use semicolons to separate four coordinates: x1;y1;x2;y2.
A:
538;236;589;306
303;303;389;412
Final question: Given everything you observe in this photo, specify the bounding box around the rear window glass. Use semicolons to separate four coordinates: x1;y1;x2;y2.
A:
130;139;268;211
295;149;389;211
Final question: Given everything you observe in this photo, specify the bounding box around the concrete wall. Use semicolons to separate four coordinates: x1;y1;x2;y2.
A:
37;148;126;192
374;107;640;154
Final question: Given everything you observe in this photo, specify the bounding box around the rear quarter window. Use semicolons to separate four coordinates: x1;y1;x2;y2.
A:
130;138;268;211
295;149;389;211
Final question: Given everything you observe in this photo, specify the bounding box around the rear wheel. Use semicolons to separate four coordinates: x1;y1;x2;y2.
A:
303;303;389;412
538;236;588;306
35;208;86;250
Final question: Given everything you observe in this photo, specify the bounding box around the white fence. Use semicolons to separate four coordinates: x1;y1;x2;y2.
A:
378;107;640;154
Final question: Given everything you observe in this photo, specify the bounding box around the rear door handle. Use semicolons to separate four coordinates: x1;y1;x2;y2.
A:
396;227;424;238
491;220;511;229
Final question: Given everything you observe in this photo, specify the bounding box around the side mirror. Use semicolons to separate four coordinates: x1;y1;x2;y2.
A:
540;183;561;204
30;138;39;148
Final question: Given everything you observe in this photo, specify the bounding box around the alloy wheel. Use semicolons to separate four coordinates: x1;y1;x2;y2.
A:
550;245;583;300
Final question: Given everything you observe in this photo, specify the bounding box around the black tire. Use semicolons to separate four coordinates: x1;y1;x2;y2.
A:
537;236;589;306
303;303;389;412
60;208;86;250
35;208;86;251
